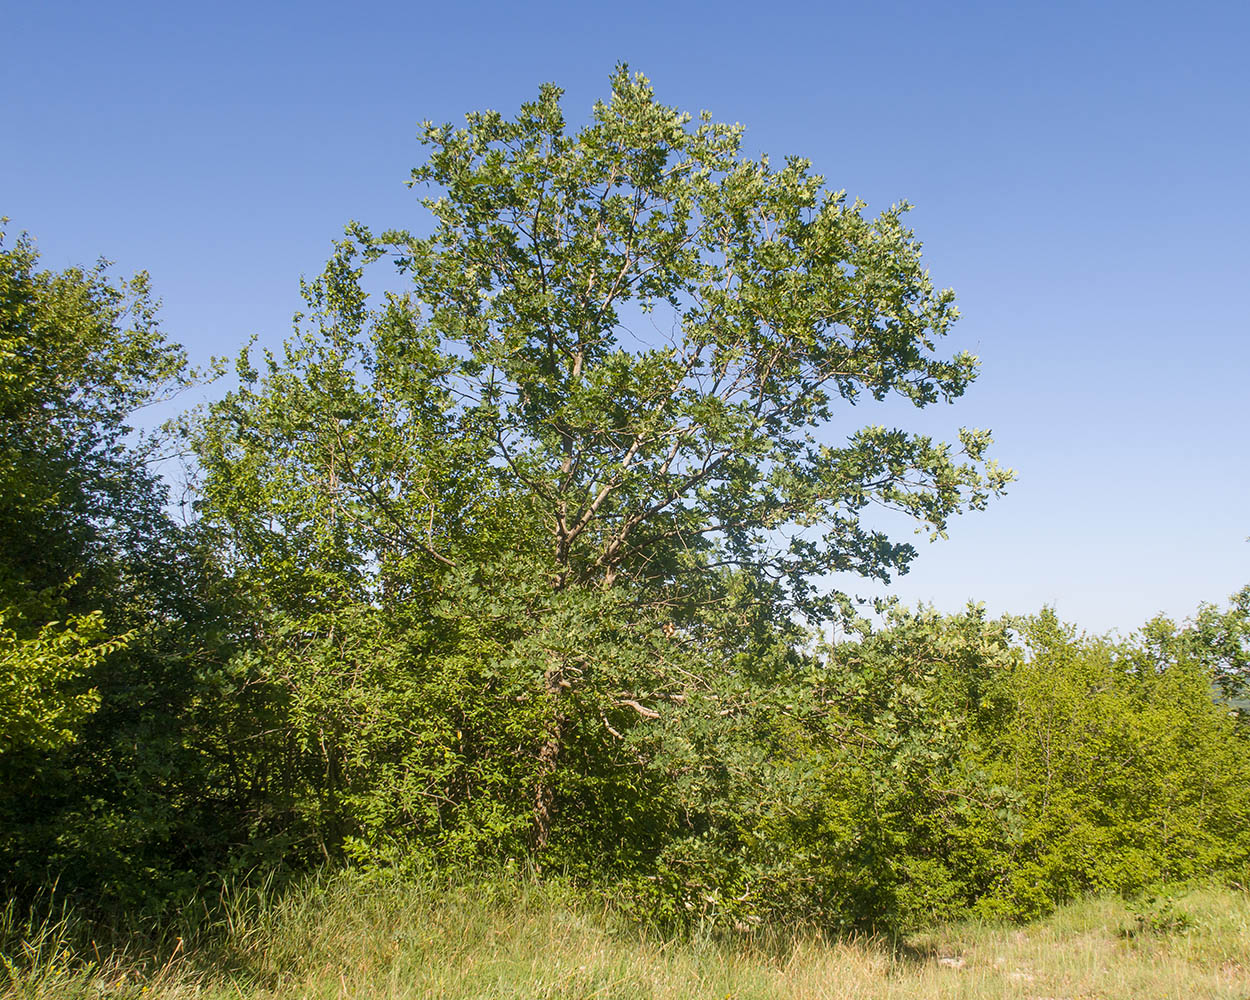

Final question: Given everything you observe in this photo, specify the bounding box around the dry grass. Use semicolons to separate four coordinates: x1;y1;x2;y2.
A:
3;876;1247;999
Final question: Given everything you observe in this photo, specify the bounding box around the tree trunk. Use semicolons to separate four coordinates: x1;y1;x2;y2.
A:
531;663;565;854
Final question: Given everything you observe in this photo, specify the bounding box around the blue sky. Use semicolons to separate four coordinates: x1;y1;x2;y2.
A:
4;0;1247;634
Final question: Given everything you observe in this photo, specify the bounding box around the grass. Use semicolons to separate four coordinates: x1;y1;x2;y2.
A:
2;874;1247;999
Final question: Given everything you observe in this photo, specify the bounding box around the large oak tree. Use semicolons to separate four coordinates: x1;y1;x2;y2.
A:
196;67;1012;854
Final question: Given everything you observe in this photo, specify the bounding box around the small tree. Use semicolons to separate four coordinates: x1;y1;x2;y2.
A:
0;226;190;608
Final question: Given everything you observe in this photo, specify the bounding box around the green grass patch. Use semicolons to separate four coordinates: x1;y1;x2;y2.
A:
3;874;1248;999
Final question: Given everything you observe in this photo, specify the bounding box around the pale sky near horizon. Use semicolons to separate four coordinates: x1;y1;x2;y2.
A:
4;0;1247;635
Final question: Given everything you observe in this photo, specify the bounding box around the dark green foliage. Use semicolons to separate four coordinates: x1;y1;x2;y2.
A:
0;226;249;915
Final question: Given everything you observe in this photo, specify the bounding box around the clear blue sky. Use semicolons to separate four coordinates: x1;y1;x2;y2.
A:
4;0;1247;634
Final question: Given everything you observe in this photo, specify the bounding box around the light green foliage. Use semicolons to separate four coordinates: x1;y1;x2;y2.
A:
983;609;1250;918
0;604;121;754
1139;585;1250;714
641;600;1250;929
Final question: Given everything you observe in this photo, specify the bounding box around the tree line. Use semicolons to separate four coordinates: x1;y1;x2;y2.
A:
2;69;1247;931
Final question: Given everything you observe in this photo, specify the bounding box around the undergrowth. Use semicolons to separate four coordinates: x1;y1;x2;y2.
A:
2;873;1247;999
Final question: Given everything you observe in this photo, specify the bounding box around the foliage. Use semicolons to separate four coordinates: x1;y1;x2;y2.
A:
0;225;191;609
978;606;1250;919
611;597;1250;930
0;602;121;756
1138;585;1250;715
0;225;245;915
190;65;1010;879
346;65;1010;614
1124;891;1197;936
3;70;1249;937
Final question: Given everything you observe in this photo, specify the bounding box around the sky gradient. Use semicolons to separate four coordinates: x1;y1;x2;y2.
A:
4;0;1247;634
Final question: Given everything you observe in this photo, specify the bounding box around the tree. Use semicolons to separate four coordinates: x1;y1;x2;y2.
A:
358;66;1010;608
195;67;1011;858
0;223;188;759
0;224;248;911
1139;586;1250;716
0;224;200;613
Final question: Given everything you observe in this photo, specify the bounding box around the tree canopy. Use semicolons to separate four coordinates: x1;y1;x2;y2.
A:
200;67;1010;626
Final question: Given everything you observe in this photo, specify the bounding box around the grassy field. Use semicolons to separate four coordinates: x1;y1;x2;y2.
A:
3;876;1247;999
